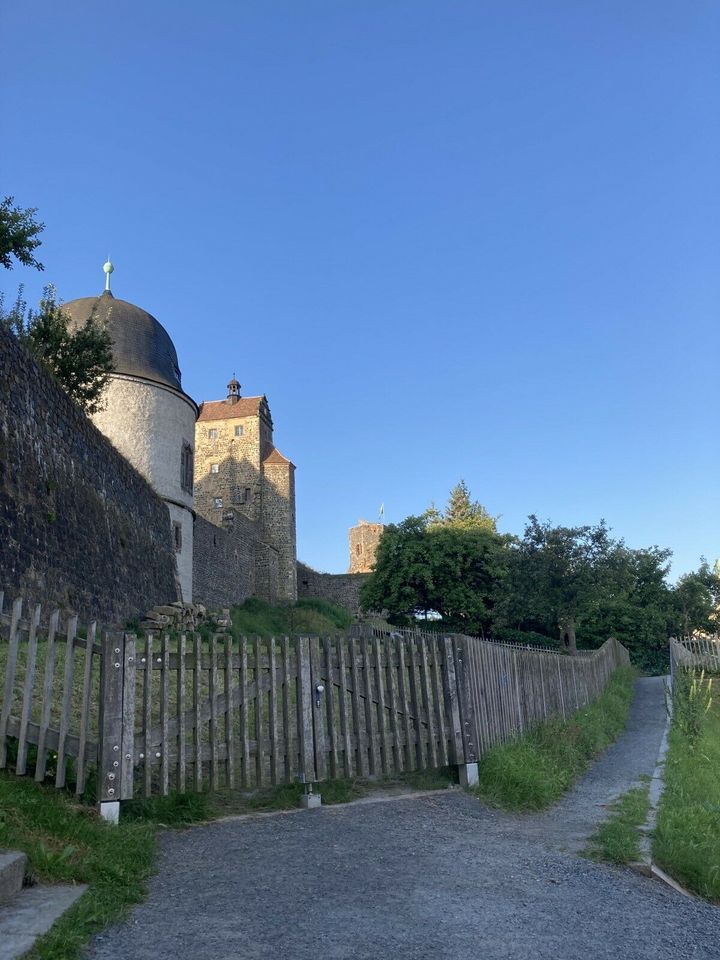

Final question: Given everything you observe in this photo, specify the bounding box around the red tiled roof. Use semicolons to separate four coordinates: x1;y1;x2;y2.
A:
197;397;264;422
263;447;294;467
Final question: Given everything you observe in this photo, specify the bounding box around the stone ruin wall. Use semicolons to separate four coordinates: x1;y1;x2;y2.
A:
296;562;369;617
0;324;178;625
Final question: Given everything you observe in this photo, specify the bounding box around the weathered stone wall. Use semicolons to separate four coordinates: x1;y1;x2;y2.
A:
297;563;369;616
0;325;179;624
192;509;260;608
349;520;384;573
195;411;263;523
262;461;297;602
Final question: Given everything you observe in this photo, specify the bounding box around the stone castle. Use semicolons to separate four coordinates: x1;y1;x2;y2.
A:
62;264;297;608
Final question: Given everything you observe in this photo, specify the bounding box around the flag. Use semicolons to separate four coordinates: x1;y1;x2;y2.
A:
379;502;385;522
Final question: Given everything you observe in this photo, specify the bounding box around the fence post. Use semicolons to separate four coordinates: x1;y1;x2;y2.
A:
297;636;320;808
98;632;125;824
451;637;479;787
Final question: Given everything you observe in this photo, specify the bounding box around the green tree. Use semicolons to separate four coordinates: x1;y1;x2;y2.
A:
2;286;113;413
0;196;44;270
672;561;720;638
425;480;498;532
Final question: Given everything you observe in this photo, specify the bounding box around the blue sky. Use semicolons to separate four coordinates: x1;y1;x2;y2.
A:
2;1;718;579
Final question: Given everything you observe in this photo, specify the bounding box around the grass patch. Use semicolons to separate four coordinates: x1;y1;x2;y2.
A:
653;670;720;902
0;772;156;960
230;597;353;638
584;782;651;864
475;665;636;811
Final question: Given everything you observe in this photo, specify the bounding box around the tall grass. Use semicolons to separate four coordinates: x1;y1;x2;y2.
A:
475;666;636;811
230;597;353;638
653;669;720;902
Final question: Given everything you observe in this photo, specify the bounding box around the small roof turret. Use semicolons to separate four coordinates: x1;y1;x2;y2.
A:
227;375;241;404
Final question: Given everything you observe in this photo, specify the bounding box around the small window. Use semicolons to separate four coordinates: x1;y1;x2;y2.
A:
214;497;223;509
208;428;218;439
180;442;193;493
356;544;361;556
210;463;219;474
244;487;252;503
234;424;244;437
173;522;182;552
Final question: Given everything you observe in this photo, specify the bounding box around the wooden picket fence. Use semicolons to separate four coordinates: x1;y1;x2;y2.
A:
0;590;630;804
669;635;720;685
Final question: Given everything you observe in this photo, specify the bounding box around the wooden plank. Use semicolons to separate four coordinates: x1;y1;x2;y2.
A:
349;638;367;776
408;639;426;768
324;637;339;779
16;604;41;775
160;633;170;795
143;633;154;797
209;634;220;791
75;622;97;795
442;637;464;764
193;634;203;792
362;637;379;775
240;636;250;787
311;638;327;782
418;639;438;769
297;637;315;783
177;633;187;793
269;637;279;784
97;632;124;802
282;637;292;781
373;638;391;774
430;637;448;766
224;634;236;789
255;637;265;786
55;615;78;788
453;638;478;763
385;638;403;773
120;634;136;800
34;609;60;782
337;639;353;777
0;597;23;768
397;639;415;771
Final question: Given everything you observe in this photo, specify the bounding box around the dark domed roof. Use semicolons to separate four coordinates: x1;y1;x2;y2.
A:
63;291;183;390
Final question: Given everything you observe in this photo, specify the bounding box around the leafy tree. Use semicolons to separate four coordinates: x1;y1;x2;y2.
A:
0;196;44;271
672;560;720;638
1;286;113;413
425;480;498;532
360;515;509;637
505;517;619;655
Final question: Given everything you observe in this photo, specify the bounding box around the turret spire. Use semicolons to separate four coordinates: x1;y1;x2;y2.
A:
227;374;241;404
103;258;114;293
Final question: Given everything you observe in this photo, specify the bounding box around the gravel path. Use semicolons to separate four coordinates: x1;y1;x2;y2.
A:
88;676;720;960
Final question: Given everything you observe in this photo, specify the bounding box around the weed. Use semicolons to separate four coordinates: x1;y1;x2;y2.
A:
584;784;650;864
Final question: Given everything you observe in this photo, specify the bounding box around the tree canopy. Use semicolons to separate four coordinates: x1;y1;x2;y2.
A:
0;196;44;271
2;286;113;413
424;479;498;532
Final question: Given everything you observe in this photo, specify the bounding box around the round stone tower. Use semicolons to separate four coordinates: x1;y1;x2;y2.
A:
63;263;197;600
349;519;384;574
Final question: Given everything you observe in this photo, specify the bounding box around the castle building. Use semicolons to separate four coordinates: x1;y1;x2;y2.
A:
194;378;297;603
63;262;197;600
349;520;384;573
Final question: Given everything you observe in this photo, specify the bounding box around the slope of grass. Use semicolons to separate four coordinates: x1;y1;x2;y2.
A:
584;781;651;864
230;597;353;638
653;671;720;902
475;665;636;811
0;772;156;960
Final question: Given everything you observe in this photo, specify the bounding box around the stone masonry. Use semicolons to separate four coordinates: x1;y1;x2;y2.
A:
349;520;384;573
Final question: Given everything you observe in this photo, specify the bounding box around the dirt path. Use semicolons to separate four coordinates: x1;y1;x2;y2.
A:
87;676;720;960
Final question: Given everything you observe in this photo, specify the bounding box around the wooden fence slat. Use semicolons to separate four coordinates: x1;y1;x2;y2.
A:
16;604;41;775
0;597;23;768
324;637;339;779
120;634;136;800
430;638;448;766
177;633;187;793
297;637;315;783
282;637;292;781
362;637;380;774
397;639;415;771
385;639;403;773
442;637;464;764
373;638;390;775
144;633;154;797
210;635;219;791
55;615;78;788
34;609;59;782
225;634;236;789
408;639;425;769
311;638;327;782
349;638;367;776
193;634;203;792
240;636;250;787
255;637;265;787
337;639;353;777
419;639;437;769
98;632;124;803
269;637;279;785
160;634;170;795
75;622;97;795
